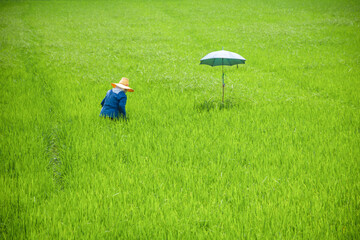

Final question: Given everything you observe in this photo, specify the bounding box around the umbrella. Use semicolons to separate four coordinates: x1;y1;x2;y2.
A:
200;48;246;103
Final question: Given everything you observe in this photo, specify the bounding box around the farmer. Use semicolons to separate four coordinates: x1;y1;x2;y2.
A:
100;77;134;119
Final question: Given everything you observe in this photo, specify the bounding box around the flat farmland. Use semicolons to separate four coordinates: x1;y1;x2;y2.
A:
0;0;359;239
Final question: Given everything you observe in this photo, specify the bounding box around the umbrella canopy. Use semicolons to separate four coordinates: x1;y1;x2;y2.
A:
200;50;246;66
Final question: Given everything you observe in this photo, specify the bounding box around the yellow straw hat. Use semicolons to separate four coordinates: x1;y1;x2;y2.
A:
111;77;134;92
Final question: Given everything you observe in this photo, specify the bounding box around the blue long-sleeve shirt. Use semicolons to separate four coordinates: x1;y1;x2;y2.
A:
100;88;127;119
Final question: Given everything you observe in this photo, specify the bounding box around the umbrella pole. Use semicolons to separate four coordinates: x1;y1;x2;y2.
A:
222;62;224;104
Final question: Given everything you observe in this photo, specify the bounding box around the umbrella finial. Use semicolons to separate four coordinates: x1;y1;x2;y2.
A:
222;46;224;50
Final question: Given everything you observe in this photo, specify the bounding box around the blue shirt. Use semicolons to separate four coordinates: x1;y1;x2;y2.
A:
100;89;127;119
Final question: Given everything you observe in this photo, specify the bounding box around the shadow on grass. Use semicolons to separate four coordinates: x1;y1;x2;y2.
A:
194;98;239;112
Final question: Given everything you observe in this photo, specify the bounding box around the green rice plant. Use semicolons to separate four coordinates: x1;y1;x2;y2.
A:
1;0;359;239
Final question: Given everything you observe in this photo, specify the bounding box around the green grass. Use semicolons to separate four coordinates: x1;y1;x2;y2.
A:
1;0;359;239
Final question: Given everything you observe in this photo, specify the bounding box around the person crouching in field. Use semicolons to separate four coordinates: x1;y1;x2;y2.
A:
100;77;134;120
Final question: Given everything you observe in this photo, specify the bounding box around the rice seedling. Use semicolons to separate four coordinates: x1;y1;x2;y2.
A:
1;0;359;238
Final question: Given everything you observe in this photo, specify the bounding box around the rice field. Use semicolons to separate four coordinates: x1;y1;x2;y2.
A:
1;0;359;239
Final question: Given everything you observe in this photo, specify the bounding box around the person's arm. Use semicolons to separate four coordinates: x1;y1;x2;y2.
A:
101;97;106;107
101;90;110;107
118;95;127;118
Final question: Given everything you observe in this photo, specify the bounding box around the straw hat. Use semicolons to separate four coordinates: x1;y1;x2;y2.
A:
111;77;134;92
